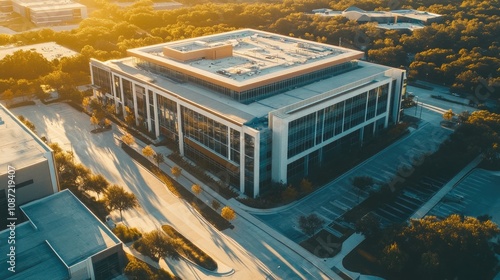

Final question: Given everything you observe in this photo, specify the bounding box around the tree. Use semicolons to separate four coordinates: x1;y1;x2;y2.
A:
121;132;135;146
82;174;109;199
298;213;325;237
299;178;313;194
17;115;36;132
90;114;99;129
383;214;500;279
3;89;14;106
140;230;179;261
142;145;155;160
355;212;381;238
442;109;454;121
351;176;374;203
171;166;182;179
106;185;138;221
82;97;90;112
221;206;236;221
191;184;202;195
211;200;220;210
153;153;165;167
104;118;112;128
281;185;298;202
381;242;408;274
125;106;136;126
124;260;153;280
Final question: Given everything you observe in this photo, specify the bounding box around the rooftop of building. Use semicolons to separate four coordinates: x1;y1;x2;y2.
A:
313;7;442;22
102;56;395;127
0;103;53;174
0;42;78;61
0;190;121;280
377;22;426;31
128;29;364;88
12;0;85;9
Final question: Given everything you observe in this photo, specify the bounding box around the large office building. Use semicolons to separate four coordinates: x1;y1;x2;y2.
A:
0;190;125;280
0;103;59;228
90;29;406;197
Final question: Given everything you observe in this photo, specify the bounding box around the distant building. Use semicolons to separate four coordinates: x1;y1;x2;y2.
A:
90;29;406;197
115;0;182;10
0;103;59;229
313;6;442;31
0;190;126;280
10;0;87;25
0;42;78;60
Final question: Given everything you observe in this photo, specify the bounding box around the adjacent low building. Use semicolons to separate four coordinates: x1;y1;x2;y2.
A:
313;6;442;31
10;0;87;25
0;103;59;229
0;190;126;280
90;29;406;197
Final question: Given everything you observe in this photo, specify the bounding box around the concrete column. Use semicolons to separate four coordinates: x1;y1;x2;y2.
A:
176;102;184;156
253;132;260;198
132;83;139;127
145;89;151;132
45;151;60;193
119;77;126;117
271;116;288;184
385;83;392;128
239;131;245;194
153;92;159;137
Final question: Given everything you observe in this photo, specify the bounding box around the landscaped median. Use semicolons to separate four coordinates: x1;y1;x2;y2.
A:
162;225;217;271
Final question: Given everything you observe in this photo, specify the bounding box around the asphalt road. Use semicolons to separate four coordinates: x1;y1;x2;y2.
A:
10;101;332;280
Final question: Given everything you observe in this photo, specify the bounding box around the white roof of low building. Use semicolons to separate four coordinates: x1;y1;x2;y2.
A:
0;103;52;174
0;190;121;279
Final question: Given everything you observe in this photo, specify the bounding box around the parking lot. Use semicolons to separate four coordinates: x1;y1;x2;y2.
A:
254;122;452;242
428;169;500;225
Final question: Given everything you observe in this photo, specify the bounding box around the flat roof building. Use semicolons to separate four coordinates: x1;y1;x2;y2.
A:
0;190;125;279
0;103;59;229
313;6;442;31
90;29;406;197
11;0;87;25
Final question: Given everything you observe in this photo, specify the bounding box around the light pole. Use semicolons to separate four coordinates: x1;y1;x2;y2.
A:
414;96;419;116
419;101;423;119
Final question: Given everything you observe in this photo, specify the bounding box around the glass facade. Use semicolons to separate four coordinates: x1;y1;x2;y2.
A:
181;106;229;159
92;66;111;94
122;79;133;108
135;85;146;123
157;94;178;140
287;83;389;159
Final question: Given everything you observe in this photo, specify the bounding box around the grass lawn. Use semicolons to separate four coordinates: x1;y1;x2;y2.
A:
300;229;344;258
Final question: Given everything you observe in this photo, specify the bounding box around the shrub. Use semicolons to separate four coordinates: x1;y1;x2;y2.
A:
113;224;142;243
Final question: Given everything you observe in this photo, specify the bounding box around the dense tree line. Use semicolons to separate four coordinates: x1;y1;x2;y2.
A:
0;0;498;100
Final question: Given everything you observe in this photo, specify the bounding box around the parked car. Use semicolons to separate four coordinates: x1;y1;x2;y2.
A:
106;215;116;229
451;93;461;97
